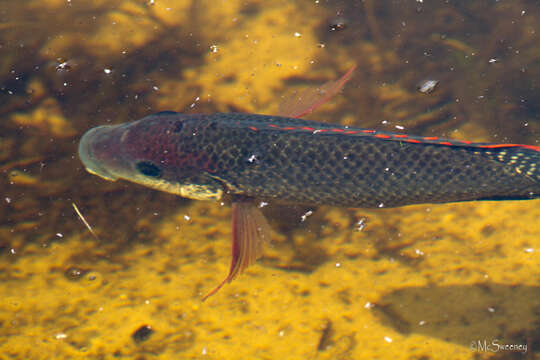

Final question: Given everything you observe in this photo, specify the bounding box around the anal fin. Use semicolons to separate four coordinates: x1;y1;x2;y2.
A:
202;202;271;301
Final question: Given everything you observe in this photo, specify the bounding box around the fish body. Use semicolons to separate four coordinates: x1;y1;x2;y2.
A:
79;112;540;208
78;67;539;299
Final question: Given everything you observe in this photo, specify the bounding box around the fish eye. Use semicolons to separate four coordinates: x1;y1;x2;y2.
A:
136;161;162;178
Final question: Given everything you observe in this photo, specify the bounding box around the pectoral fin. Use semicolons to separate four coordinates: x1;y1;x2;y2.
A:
202;202;271;301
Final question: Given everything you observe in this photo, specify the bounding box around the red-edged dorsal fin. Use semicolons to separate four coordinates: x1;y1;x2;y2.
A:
202;202;271;301
277;64;356;118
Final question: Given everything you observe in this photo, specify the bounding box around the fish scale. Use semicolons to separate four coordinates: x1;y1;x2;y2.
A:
164;113;539;207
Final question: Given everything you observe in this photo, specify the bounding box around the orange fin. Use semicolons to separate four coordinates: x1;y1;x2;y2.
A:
202;202;271;301
277;64;356;118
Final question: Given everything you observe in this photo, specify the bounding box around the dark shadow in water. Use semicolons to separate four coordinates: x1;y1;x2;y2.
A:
372;283;539;358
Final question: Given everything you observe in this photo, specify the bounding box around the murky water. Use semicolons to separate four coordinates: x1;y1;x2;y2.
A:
0;1;538;359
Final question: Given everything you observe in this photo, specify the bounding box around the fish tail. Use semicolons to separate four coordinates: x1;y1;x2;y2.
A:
462;144;540;201
478;144;540;182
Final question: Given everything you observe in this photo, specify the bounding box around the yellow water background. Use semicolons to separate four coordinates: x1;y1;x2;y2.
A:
0;1;538;359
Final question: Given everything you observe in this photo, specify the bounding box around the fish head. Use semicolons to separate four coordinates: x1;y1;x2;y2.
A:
78;113;224;201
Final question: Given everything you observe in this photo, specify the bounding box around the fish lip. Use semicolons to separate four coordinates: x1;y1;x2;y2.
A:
85;166;118;181
78;125;119;181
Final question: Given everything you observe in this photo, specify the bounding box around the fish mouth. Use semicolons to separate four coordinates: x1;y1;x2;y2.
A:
78;125;119;181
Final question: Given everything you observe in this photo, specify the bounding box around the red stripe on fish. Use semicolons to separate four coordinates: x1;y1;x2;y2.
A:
244;122;539;153
478;143;540;152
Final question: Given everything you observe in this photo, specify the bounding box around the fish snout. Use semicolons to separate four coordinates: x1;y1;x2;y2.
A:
78;125;120;181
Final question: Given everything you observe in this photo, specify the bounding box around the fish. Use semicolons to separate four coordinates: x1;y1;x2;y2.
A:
78;67;539;300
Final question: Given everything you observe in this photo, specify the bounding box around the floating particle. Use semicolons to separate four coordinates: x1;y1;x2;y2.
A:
417;79;439;94
55;58;72;73
132;325;154;343
364;301;373;309
246;154;258;163
356;218;367;232
301;210;313;222
65;267;87;281
329;17;347;31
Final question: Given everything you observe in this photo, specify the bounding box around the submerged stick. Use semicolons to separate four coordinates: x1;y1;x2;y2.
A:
72;202;100;241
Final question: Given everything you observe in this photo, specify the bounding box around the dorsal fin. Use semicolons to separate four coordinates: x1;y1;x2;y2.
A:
277;65;356;118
